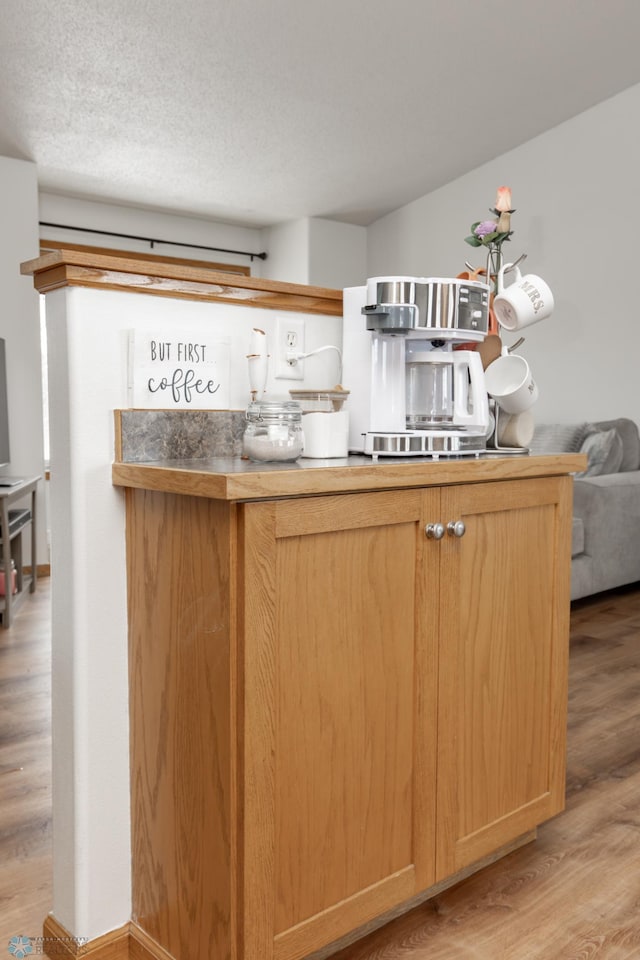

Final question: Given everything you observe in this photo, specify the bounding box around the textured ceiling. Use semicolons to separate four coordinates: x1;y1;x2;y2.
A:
2;0;640;228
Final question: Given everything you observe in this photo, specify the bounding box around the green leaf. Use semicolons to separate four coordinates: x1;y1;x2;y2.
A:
464;236;482;247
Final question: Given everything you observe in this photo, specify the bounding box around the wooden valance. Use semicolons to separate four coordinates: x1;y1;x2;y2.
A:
21;249;343;316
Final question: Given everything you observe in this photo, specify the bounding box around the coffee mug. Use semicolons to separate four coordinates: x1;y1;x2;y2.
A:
496;409;535;447
493;263;554;331
484;353;538;414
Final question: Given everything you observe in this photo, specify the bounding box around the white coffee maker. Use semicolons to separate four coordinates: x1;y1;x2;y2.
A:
343;276;491;457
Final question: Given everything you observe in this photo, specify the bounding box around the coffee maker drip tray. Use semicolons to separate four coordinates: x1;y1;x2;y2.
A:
364;431;486;457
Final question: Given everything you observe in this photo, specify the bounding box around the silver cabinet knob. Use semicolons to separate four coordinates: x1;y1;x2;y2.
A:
426;522;445;540
447;520;466;538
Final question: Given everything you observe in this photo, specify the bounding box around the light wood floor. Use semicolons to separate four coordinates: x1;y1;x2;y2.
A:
0;578;52;947
1;581;640;958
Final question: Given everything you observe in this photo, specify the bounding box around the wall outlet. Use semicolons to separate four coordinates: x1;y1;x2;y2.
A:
275;317;306;380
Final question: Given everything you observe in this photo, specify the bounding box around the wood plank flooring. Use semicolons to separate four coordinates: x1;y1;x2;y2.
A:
1;581;639;958
0;578;51;947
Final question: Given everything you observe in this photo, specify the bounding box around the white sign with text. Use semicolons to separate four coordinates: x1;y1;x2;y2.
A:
128;331;231;409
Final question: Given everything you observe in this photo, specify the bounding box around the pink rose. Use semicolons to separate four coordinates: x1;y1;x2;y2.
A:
495;186;512;212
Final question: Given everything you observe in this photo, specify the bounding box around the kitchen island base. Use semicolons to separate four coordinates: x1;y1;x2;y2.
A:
118;456;578;960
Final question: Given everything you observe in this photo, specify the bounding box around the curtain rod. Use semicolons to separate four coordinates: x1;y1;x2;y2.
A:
39;221;268;261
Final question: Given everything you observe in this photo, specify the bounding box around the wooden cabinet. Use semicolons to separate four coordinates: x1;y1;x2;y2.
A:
242;488;439;960
435;478;571;879
125;472;573;960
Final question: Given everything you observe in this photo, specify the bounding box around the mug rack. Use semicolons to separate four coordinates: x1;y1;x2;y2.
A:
474;242;532;458
487;401;531;456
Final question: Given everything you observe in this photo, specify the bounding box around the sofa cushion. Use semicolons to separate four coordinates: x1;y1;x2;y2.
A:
531;418;640;473
575;428;620;477
600;429;625;474
529;422;591;455
592;418;640;472
573;470;640;597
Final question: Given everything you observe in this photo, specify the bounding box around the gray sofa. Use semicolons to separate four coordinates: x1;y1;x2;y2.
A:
529;418;640;601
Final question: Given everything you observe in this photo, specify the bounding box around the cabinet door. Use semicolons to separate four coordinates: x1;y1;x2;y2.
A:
436;477;573;879
241;489;439;960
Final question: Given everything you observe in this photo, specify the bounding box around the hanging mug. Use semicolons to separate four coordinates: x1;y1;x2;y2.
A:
493;263;554;331
484;352;539;415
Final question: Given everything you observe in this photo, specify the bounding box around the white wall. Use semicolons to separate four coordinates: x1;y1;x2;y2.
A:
262;217;366;288
0;157;46;564
308;218;367;289
39;193;266;274
261;218;310;283
367;82;640;426
44;283;341;941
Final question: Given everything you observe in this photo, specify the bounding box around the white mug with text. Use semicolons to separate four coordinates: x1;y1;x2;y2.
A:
493;263;554;331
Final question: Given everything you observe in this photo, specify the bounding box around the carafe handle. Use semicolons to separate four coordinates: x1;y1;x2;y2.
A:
453;351;489;430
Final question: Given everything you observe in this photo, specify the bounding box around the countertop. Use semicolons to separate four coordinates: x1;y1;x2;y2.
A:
112;452;586;502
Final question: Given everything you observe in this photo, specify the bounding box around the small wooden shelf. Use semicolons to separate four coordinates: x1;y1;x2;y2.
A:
0;477;40;628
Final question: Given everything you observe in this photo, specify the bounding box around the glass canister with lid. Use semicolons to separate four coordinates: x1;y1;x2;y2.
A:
243;399;304;462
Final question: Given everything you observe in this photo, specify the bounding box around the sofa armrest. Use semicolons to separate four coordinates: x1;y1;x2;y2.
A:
573;471;640;594
573;477;607;557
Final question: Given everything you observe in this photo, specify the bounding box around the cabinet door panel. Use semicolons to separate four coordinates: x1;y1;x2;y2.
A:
242;490;438;960
436;477;572;877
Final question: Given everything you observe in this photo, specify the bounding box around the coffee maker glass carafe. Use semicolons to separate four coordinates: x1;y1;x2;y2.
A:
406;348;454;428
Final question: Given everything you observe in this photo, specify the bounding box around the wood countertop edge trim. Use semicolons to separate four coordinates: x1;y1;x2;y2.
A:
112;462;232;499
111;454;587;501
20;249;343;302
